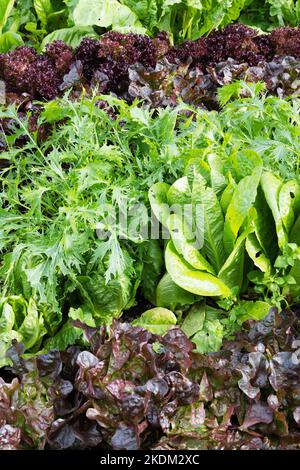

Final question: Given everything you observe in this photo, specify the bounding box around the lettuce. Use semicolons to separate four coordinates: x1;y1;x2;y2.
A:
0;296;46;367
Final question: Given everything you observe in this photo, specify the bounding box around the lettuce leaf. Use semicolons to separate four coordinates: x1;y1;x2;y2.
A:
73;0;146;33
0;296;46;367
132;307;177;334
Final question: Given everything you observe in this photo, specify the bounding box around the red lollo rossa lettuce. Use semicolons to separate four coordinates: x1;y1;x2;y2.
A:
2;25;300;107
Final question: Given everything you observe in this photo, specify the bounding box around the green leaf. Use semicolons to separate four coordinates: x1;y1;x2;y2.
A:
44;306;96;351
167;213;215;274
0;0;15;34
233;300;271;324
185;158;211;187
254;187;278;263
73;0;146;33
246;233;271;273
260;171;288;250
33;0;53;26
3;295;27;329
132;307;177;335
207;153;227;196
122;0;158;31
44;320;82;351
220;174;237;214
192;319;224;354
0;302;15;333
41;26;98;49
75;272;133;324
217;81;244;106
181;301;205;338
0;331;22;368
192;173;226;273
223;167;262;254
156;272;199;310
141;240;163;304
18;298;46;350
0;296;45;359
287;259;300;297
219;232;247;295
167;176;191;206
279;180;300;234
68;306;96;327
290;214;300;245
165;241;231;297
148;182;171;226
0;31;23;53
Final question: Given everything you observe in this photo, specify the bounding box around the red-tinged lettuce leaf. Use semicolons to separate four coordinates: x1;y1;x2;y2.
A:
1;308;300;450
0;425;21;450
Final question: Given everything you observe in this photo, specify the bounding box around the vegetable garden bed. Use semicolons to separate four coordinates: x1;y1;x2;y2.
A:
1;0;300;452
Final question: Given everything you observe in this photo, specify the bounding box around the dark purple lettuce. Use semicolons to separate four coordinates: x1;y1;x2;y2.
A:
1;26;300;107
271;27;300;58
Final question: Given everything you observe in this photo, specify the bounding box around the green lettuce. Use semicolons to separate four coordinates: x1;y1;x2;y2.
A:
0;296;46;367
150;160;263;302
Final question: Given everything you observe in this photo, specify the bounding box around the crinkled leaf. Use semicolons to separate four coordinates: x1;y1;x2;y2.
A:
192;319;224;354
132;307;177;335
181;302;205;338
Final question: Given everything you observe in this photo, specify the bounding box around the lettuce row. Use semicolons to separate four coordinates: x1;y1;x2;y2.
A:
150;155;300;308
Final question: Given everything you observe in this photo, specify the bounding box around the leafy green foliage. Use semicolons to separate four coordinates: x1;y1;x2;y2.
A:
240;0;300;30
2;0;300;54
0;0;23;51
72;0;300;42
2;81;300;381
132;306;177;334
150;155;263;302
148;104;300;310
155;272;200;310
165;240;231;297
0;0;94;50
0;296;46;367
248;172;300;306
73;0;146;34
0;94;200;354
265;0;300;27
41;25;97;48
0;0;15;35
175;298;270;354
